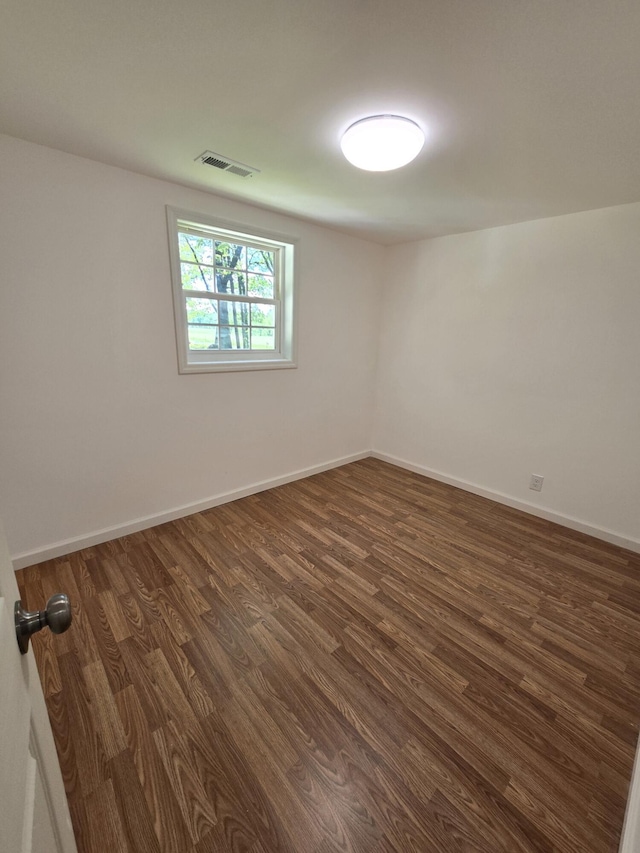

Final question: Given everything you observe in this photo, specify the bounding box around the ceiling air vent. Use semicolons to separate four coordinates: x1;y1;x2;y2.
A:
195;150;260;178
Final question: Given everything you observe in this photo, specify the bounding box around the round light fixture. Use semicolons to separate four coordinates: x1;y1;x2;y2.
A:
340;115;425;171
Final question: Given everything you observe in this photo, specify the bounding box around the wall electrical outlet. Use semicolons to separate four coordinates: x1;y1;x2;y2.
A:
529;474;544;492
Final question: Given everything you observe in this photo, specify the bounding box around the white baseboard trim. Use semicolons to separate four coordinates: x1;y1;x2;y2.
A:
13;447;640;569
11;451;369;570
371;451;640;555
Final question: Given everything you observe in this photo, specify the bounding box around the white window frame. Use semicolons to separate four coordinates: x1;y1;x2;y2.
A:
167;206;297;373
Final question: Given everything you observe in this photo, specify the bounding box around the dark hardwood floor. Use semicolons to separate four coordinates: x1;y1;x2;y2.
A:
17;458;640;852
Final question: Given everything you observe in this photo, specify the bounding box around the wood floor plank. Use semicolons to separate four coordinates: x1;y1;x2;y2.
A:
152;724;218;844
115;685;192;853
43;688;80;797
57;651;110;798
198;707;298;852
82;659;127;759
109;750;162;853
99;589;132;643
150;620;215;720
18;458;640;852
80;780;129;853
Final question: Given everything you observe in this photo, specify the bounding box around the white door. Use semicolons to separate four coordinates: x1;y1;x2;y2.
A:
0;520;77;853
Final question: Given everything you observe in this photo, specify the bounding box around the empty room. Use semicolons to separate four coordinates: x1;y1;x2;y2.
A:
1;1;640;852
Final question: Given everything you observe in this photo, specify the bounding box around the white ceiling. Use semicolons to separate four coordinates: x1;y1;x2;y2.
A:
2;0;640;244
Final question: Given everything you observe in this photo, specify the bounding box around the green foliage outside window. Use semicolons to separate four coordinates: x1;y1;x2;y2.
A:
179;232;276;351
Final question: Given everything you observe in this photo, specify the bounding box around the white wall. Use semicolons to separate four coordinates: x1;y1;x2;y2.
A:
373;203;640;549
0;134;382;562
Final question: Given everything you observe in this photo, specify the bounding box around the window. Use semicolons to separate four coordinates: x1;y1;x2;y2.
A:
167;207;296;373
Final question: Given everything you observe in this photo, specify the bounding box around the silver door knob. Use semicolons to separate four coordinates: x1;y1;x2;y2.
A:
15;593;72;654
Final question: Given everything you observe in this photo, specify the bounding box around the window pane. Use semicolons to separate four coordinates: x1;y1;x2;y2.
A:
215;241;245;269
247;273;274;298
216;269;247;295
217;300;250;326
188;324;218;350
179;233;213;264
186;297;218;325
247;248;275;274
181;262;214;291
250;304;275;326
251;328;276;350
218;326;251;350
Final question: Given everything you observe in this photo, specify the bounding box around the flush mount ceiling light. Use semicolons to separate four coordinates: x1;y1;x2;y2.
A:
340;115;425;171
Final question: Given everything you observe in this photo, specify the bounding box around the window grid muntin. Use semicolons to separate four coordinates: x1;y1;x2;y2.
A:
179;226;281;353
178;227;279;300
185;290;279;351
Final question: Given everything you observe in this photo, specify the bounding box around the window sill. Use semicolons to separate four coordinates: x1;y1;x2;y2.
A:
179;357;298;374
